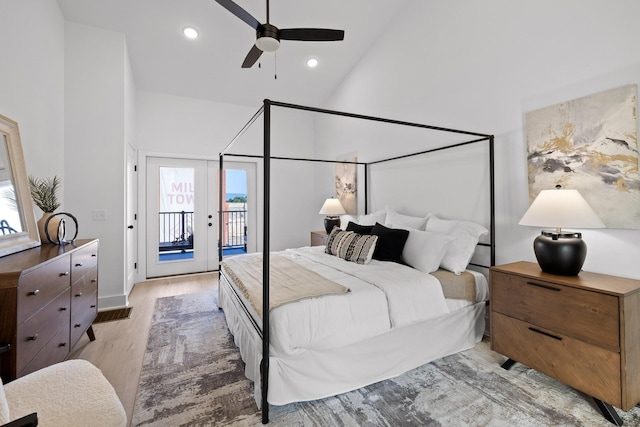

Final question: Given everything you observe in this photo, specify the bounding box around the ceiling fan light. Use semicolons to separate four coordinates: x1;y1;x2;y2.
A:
256;36;280;52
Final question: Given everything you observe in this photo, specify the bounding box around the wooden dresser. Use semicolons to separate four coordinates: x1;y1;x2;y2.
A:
0;239;99;381
490;261;640;424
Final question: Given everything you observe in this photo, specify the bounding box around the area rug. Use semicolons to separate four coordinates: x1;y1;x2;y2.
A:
132;290;640;426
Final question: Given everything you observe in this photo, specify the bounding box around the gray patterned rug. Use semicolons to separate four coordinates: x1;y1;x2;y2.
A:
132;290;640;426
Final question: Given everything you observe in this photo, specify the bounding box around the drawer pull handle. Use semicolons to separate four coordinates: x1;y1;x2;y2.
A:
28;334;39;341
527;282;561;292
60;306;68;311
91;279;97;283
60;271;69;277
91;304;96;308
59;342;67;347
74;323;82;328
528;327;562;341
91;253;97;257
75;262;83;267
75;292;83;297
29;289;40;296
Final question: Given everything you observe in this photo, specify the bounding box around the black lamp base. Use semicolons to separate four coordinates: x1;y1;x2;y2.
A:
324;217;340;234
533;231;587;276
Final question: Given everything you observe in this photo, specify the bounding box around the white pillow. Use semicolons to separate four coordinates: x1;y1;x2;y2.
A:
358;209;386;226
339;214;358;230
384;207;430;230
425;215;489;274
0;379;9;424
340;210;387;229
389;225;454;273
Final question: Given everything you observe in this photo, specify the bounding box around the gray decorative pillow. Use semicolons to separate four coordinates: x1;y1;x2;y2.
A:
325;228;378;264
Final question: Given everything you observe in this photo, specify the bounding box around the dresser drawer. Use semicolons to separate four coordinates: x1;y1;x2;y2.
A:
491;270;619;351
16;289;71;373
71;241;98;283
17;256;71;324
492;312;621;407
70;290;97;346
18;325;70;378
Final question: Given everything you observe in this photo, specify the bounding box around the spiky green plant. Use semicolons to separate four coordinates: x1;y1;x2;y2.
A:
28;175;61;212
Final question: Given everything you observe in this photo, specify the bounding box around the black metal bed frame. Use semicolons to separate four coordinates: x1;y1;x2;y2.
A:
219;99;495;424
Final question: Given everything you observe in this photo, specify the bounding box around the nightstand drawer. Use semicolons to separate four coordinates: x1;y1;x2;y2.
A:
491;270;619;351
492;312;621;407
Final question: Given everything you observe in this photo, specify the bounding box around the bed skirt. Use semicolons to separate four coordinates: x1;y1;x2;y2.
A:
218;271;486;407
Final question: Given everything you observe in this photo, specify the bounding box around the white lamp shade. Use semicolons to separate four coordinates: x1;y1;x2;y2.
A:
319;198;346;216
519;189;605;229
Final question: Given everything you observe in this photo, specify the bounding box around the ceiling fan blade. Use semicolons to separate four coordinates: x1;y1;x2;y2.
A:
214;0;260;30
279;28;345;42
242;44;263;68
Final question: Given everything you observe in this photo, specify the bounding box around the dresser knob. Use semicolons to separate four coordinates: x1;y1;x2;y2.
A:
29;289;40;296
74;323;81;328
28;334;39;341
75;292;83;297
75;262;83;267
60;306;68;311
91;279;97;283
60;271;69;277
58;342;67;347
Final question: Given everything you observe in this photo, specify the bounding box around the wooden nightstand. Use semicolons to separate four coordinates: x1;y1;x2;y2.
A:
310;230;328;246
490;261;640;425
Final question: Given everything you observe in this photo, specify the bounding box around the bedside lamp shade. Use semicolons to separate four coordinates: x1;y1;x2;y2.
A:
319;198;345;234
519;188;605;276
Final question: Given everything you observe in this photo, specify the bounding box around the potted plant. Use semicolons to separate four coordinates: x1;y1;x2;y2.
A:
29;175;61;243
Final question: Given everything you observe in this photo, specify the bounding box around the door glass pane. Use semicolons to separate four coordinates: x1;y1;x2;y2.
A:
158;166;194;262
222;169;247;257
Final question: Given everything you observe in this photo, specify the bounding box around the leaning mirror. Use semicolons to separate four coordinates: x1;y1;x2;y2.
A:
0;114;40;256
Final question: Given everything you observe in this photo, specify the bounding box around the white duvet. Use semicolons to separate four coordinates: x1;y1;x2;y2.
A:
239;246;451;356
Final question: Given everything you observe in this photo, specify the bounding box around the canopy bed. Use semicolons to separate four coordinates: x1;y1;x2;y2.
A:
218;100;495;424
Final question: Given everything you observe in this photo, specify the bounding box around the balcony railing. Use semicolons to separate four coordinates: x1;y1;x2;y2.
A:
158;211;193;252
157;210;247;253
221;209;247;251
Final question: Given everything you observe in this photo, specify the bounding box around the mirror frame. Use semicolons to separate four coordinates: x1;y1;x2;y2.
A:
0;114;40;256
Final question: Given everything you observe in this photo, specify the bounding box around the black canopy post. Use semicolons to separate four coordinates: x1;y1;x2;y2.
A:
261;99;271;424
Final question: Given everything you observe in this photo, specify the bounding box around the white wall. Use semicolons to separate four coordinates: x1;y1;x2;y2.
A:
65;22;129;308
324;0;640;279
135;92;317;274
0;1;65;191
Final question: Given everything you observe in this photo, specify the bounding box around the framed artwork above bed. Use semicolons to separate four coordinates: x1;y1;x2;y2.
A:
525;84;639;229
335;156;357;214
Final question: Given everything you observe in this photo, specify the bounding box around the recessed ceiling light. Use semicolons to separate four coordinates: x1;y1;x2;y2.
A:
306;57;319;68
183;27;199;39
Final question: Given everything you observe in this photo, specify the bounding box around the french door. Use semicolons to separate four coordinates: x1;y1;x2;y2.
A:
146;157;217;277
145;157;256;278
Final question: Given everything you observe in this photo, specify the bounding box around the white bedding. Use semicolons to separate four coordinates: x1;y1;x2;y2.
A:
219;246;489;406
264;246;452;356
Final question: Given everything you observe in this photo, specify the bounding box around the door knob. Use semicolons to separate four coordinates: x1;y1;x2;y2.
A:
128;225;134;229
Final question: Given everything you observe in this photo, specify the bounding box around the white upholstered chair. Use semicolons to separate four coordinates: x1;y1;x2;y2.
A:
0;359;127;427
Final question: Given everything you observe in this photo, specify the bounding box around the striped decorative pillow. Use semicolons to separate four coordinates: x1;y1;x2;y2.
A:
325;228;378;264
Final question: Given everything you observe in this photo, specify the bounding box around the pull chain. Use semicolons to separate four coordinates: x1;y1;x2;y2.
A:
274;51;277;80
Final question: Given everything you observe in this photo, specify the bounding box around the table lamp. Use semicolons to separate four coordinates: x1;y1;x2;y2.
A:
518;187;605;276
319;198;346;234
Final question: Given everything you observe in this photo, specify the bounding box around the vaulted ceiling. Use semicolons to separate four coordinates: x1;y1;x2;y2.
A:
57;0;411;107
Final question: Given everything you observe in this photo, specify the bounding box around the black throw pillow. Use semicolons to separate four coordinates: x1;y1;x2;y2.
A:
370;222;409;263
346;221;374;235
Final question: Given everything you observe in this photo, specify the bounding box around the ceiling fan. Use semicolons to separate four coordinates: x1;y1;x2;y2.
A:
214;0;345;68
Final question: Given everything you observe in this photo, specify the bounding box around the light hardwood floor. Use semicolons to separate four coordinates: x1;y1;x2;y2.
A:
69;272;218;425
